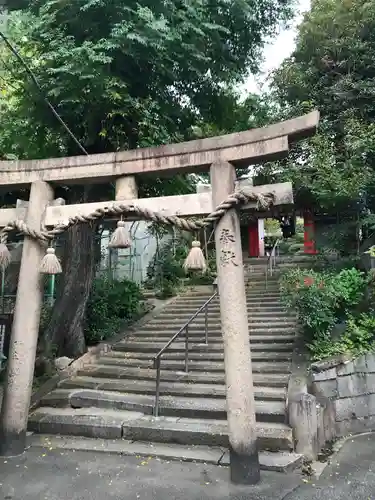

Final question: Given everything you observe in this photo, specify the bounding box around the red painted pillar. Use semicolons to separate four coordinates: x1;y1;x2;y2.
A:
304;212;317;254
248;222;259;257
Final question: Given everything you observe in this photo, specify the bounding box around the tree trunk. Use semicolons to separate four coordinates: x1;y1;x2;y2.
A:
44;223;96;358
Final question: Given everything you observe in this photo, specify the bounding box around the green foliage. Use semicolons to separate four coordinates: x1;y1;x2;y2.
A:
281;267;370;360
255;0;375;251
0;0;294;161
84;277;144;344
146;235;188;298
146;232;216;298
278;232;304;255
264;218;281;236
309;314;375;361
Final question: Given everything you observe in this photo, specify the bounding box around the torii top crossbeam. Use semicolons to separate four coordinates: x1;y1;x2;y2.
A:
0;111;319;188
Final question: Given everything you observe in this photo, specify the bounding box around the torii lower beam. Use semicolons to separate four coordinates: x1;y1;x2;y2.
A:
0;181;293;228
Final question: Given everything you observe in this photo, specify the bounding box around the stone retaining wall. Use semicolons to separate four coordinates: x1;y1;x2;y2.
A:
312;353;375;436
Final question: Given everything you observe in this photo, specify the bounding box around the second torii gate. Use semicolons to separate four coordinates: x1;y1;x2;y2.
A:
0;111;319;484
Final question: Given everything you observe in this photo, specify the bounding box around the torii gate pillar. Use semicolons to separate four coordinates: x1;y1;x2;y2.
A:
211;161;260;484
0;181;54;456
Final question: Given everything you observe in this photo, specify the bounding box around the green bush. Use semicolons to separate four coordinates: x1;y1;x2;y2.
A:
84;277;144;344
309;314;375;361
146;238;188;297
281;267;371;360
146;235;216;296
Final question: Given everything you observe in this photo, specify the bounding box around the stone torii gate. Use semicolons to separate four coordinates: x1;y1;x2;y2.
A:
0;111;319;484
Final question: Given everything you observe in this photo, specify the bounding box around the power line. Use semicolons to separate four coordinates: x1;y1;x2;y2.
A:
0;30;88;156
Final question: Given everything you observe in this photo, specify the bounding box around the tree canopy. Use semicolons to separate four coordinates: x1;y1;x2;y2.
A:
267;0;375;214
0;0;294;160
0;0;295;357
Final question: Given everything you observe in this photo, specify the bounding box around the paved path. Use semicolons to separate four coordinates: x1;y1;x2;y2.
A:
1;433;375;500
0;448;301;500
285;433;375;500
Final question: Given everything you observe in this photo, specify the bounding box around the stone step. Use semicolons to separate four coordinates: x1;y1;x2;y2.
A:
113;341;293;356
59;377;287;401
124;333;296;344
157;310;293;318
39;389;287;422
145;319;296;328
77;365;290;386
169;308;289;316
245;286;280;290
98;353;292;368
174;293;281;301
120;415;293;451
173;301;284;308
113;341;294;351
172;299;284;307
173;303;287;310
174;295;282;303
103;348;292;360
82;358;291;374
27;430;303;471
136;324;295;333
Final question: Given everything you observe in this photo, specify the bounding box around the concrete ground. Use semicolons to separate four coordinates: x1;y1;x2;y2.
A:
1;433;375;500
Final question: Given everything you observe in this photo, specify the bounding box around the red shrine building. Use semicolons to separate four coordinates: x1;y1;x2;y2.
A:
243;212;317;258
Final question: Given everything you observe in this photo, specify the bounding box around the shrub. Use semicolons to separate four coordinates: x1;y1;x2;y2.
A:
281;267;370;360
308;314;375;361
146;238;187;297
84;277;144;344
146;235;216;296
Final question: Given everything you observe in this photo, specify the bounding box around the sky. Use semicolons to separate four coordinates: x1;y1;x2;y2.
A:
240;0;311;96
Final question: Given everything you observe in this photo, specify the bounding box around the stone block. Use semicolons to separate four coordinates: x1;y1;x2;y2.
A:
366;373;375;392
312;368;337;382
27;411;46;433
54;357;73;371
322;400;336;443
37;413;123;439
313;379;337;399
311;354;351;373
336;361;355;376
288;393;319;460
316;404;325;450
368;393;375;415
337;373;368;398
366;353;375;373
335;395;369;422
336;415;375;436
353;355;367;373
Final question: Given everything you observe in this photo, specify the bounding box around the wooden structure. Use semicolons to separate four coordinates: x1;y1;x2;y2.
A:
0;111;319;484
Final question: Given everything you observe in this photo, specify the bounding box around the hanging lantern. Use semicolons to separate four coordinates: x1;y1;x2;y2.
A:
40;247;62;275
183;240;207;272
108;220;131;249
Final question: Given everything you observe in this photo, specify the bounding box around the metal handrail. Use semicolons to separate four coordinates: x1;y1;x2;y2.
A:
152;290;218;417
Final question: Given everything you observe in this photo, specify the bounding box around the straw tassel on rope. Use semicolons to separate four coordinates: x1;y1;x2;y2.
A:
109;220;131;249
184;240;207;272
0;240;11;270
0;186;274;273
40;245;62;275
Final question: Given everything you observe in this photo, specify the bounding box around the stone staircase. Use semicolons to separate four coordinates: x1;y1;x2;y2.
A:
28;260;303;471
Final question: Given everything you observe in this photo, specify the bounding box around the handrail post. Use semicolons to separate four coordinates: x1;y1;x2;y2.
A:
153;357;161;417
151;291;217;418
185;325;189;373
204;305;208;345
